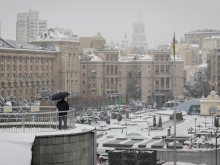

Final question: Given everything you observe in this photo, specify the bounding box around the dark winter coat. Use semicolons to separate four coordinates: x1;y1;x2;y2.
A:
56;99;69;116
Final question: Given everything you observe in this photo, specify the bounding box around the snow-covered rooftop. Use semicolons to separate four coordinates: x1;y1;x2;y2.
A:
191;44;199;48
185;29;220;34
135;55;153;61
30;28;79;43
0;38;54;51
197;62;207;68
88;54;103;61
203;36;220;39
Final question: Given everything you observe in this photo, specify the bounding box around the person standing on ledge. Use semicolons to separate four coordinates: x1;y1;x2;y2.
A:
56;98;69;130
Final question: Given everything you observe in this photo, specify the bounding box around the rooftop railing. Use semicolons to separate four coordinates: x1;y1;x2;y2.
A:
0;106;75;133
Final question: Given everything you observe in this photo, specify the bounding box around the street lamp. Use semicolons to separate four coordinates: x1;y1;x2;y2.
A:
215;133;220;165
204;115;207;127
147;122;151;136
126;121;127;135
193;118;197;132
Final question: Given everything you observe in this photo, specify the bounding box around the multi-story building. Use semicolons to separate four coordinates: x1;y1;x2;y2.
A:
80;49;184;107
0;28;80;101
81;49;122;105
54;27;78;38
0;38;56;101
202;36;220;62
184;29;220;49
29;29;80;98
131;14;148;50
16;10;47;42
207;48;220;94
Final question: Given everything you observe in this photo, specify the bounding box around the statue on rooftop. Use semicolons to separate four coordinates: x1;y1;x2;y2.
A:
209;82;218;91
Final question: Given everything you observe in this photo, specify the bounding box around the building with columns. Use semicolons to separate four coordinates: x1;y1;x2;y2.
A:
131;14;148;50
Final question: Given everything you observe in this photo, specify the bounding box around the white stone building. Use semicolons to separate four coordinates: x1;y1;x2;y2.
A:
131;14;148;50
16;10;47;42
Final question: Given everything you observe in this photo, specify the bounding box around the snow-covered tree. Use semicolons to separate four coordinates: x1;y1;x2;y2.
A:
153;115;156;127
158;116;162;127
35;87;52;102
106;115;110;125
117;113;122;125
126;110;129;118
214;117;219;127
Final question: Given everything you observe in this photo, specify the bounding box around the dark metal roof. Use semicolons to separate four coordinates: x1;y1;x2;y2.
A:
0;38;55;51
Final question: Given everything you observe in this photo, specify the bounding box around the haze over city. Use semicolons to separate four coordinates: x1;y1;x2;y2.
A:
1;1;220;165
1;0;220;48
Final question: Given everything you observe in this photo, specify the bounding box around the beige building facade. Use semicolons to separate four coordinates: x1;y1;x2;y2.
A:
185;29;220;49
0;29;80;101
80;49;184;107
200;91;220;115
202;36;220;62
207;48;220;94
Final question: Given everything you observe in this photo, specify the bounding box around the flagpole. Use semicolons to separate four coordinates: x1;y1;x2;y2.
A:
173;32;177;165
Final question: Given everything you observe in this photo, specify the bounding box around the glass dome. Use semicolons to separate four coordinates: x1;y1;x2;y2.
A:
176;99;200;114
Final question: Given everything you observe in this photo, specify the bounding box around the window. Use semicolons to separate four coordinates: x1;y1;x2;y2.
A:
83;73;85;77
83;65;85;69
83;81;85;84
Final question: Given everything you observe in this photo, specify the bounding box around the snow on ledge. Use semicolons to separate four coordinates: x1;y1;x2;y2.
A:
0;124;95;165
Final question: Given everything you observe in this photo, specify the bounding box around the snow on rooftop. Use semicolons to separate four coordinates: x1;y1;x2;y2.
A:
191;44;199;48
198;62;207;68
203;36;220;39
135;55;153;61
37;28;68;39
88;54;103;61
30;28;79;43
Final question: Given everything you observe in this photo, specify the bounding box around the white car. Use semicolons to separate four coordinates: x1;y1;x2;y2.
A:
99;153;108;160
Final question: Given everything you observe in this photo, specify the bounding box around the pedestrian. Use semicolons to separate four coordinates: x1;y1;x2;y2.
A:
99;157;102;165
56;98;69;130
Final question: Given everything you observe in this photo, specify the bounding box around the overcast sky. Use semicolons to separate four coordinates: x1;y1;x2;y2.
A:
0;0;220;48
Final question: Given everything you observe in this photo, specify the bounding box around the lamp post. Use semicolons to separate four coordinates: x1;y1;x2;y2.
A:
215;134;220;165
194;118;197;133
126;121;127;135
204;115;207;127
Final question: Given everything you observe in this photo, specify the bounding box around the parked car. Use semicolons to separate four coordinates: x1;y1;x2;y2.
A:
99;153;108;160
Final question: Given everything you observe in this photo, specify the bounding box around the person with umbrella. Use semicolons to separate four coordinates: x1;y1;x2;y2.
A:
53;92;70;130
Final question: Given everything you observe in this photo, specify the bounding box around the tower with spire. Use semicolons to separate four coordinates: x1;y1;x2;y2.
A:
131;13;148;51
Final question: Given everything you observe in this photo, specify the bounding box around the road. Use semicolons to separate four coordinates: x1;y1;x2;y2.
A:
97;149;219;165
157;149;219;164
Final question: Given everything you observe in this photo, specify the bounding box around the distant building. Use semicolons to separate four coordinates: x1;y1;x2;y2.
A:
122;33;129;46
80;49;184;107
202;36;220;62
91;33;106;50
184;29;220;49
16;9;47;42
54;27;78;38
131;13;148;50
79;37;93;54
207;48;220;94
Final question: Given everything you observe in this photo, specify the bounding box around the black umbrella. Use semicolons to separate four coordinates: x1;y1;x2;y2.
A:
52;92;70;101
